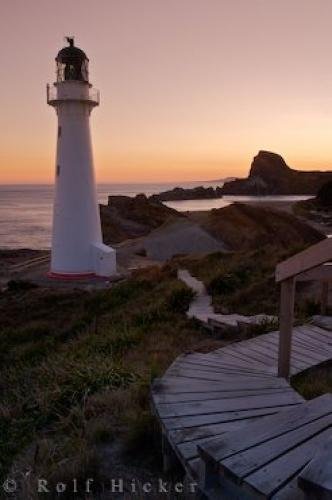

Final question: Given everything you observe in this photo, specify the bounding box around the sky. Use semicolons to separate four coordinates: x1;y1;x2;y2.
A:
1;0;332;184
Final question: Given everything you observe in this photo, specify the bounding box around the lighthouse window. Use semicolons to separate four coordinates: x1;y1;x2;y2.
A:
58;126;62;138
56;165;61;177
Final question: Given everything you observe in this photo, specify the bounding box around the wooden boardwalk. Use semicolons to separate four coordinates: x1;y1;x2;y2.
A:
151;325;332;498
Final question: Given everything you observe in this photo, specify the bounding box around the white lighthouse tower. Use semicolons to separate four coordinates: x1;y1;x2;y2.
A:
47;38;116;279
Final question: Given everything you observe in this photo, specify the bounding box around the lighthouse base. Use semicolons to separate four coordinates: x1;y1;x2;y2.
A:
49;243;117;280
92;242;117;277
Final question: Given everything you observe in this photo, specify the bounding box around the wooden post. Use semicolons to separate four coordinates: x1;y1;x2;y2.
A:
321;281;329;315
278;277;295;379
161;431;179;473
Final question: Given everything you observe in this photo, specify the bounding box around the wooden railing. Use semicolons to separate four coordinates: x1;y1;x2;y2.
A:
276;238;332;378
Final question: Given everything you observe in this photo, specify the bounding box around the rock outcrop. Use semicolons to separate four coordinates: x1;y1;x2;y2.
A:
149;186;223;202
222;151;332;195
100;194;181;243
189;203;324;251
316;181;332;207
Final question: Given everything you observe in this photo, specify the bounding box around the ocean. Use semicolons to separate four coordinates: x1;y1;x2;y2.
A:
0;183;310;249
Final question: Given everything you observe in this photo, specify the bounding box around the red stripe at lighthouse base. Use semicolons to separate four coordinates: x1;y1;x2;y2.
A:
47;271;99;281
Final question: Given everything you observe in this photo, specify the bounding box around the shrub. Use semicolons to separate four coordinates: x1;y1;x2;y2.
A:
208;273;241;295
7;280;38;292
166;285;194;313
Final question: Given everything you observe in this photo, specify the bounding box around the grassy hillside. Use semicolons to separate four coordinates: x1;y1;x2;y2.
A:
170;243;321;317
0;268;218;495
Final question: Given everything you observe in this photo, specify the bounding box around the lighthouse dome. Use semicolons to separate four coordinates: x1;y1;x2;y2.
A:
56;38;89;83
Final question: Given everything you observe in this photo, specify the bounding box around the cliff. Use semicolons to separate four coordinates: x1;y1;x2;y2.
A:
222;151;332;195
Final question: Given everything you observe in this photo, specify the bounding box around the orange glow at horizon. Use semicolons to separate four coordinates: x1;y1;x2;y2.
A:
1;0;332;184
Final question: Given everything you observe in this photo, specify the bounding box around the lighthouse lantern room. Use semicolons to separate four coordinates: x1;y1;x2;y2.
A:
47;38;116;279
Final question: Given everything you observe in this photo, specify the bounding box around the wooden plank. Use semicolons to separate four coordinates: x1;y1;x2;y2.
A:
221;344;273;369
264;341;323;370
213;346;272;371
186;457;201;479
291;338;332;360
243;427;332;499
153;376;290;394
233;341;278;363
157;391;303;419
178;434;227;460
223;342;274;365
173;353;271;375
288;341;330;364
271;476;305;499
298;437;332;497
221;413;332;480
178;268;206;294
169;417;263;445
165;367;276;384
170;359;276;380
185;352;275;376
249;333;328;365
275;238;332;282
302;331;332;349
154;387;294;405
311;314;332;335
175;417;324;465
152;377;238;393
161;403;304;431
278;277;295;378
292;328;332;354
199;394;331;462
296;263;332;282
291;336;331;357
295;331;331;352
300;324;332;343
242;339;313;371
312;315;332;332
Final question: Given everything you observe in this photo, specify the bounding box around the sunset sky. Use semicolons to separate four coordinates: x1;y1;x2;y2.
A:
1;0;332;183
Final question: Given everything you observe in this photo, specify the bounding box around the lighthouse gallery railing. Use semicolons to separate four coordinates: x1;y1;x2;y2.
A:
46;84;100;105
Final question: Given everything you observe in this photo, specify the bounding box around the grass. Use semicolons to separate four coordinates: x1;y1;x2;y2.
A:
291;361;332;400
0;266;210;495
1;243;329;496
169;244;310;317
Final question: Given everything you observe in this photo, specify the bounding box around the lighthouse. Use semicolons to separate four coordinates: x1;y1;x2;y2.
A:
47;38;116;278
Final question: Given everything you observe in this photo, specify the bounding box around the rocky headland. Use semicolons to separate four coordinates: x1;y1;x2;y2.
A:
149;185;223;202
222;151;332;195
150;151;332;201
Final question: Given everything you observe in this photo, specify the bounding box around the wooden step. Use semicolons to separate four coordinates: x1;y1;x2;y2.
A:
199;394;332;499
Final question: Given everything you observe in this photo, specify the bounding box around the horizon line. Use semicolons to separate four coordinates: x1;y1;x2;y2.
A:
0;178;236;187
